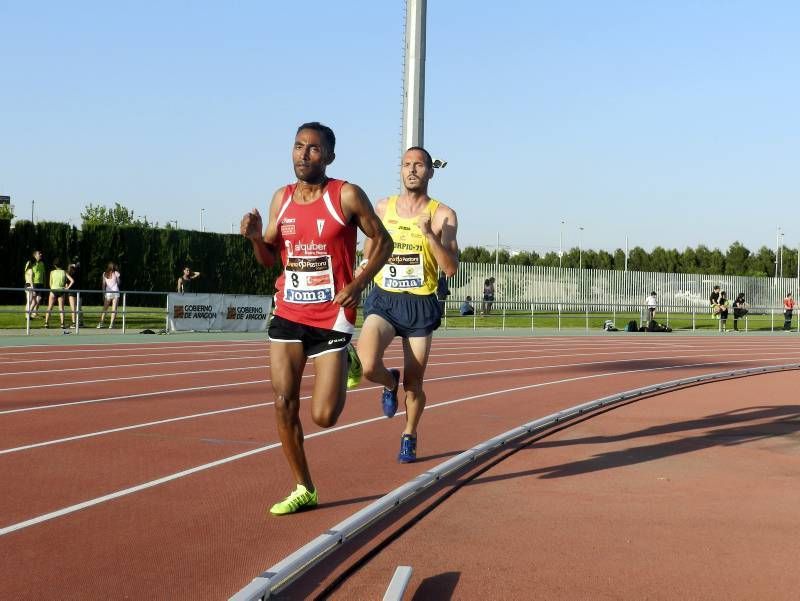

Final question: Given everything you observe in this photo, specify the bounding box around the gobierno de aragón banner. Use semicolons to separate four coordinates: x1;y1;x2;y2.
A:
167;293;272;332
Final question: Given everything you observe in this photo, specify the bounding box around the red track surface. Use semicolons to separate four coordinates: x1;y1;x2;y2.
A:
1;335;799;600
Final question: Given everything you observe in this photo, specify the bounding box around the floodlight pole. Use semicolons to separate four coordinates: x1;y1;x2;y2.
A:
625;235;629;272
402;0;427;152
495;232;500;277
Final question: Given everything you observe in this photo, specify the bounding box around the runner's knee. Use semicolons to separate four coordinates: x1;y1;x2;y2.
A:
274;395;299;422
311;404;340;428
361;357;384;381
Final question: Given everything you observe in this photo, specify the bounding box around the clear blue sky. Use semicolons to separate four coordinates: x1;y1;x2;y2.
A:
2;1;798;255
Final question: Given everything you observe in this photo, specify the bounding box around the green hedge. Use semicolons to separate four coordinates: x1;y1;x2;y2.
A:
0;222;279;306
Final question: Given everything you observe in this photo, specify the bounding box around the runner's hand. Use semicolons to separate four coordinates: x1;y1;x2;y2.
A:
241;209;263;240
334;282;362;309
417;213;433;236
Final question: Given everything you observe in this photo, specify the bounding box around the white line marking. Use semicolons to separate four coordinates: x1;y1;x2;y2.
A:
0;380;267;415
0;365;265;392
0;355;266;377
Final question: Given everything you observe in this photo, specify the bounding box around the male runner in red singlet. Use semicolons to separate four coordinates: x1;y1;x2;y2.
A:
241;122;393;515
357;147;459;463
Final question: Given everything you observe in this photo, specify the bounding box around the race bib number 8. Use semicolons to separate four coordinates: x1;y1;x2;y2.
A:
382;253;424;290
284;255;335;303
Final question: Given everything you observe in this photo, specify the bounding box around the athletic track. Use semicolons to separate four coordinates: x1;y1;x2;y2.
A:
1;333;799;600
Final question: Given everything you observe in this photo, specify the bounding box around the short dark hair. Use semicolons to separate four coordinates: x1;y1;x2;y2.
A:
53;257;62;269
405;146;433;169
297;122;335;154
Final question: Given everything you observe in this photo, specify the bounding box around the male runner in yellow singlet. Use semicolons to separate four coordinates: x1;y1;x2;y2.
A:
357;146;459;463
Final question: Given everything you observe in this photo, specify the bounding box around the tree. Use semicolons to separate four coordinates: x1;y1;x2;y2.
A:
0;203;14;220
81;202;154;227
748;246;775;277
628;246;650;271
725;242;750;275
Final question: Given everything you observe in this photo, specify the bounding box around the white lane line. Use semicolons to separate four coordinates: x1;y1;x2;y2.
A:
0;355;265;377
0;380;268;415
0;365;266;392
2;347;265;366
0;340;265;353
0;401;274;455
2;357;790;537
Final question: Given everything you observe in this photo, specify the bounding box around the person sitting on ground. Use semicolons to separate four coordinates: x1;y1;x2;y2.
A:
460;295;475;316
177;266;201;293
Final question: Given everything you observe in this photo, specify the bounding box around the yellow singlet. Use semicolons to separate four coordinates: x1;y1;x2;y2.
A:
374;196;440;295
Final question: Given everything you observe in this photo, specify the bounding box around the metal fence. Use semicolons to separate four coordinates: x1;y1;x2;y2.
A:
1;287;168;335
447;263;799;311
441;300;800;333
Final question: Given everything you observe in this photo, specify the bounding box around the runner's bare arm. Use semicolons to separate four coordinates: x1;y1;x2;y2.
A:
420;204;459;277
359;198;389;274
336;186;393;308
241;188;282;268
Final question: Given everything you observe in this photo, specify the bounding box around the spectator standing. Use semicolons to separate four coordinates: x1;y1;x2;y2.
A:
97;262;121;329
732;293;747;332
646;291;658;323
24;250;45;318
67;257;82;328
43;257;75;331
481;277;495;315
717;291;730;332
783;292;796;331
177;266;201;293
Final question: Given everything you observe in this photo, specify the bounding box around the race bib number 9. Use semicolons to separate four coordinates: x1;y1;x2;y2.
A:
382;253;424;290
284;255;335;303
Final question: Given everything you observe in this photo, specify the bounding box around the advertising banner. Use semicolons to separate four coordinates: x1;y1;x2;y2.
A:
167;293;272;332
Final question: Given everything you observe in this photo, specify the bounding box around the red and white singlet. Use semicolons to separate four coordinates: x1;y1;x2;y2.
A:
272;179;357;333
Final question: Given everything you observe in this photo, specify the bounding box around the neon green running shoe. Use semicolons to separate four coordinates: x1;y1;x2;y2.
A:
346;343;362;389
269;484;318;516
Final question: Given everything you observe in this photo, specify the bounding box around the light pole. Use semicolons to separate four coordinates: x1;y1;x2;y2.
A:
31;199;35;224
559;220;565;268
780;229;785;278
625;235;629;272
200;208;205;232
578;226;584;269
775;226;781;282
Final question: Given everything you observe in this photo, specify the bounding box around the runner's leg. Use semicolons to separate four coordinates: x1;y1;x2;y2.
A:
401;334;433;436
270;341;312;488
309;349;348;428
358;314;399;389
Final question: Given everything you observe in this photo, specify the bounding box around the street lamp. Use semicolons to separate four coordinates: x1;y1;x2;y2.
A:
578;226;584;269
559;220;565;268
200;208;205;232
